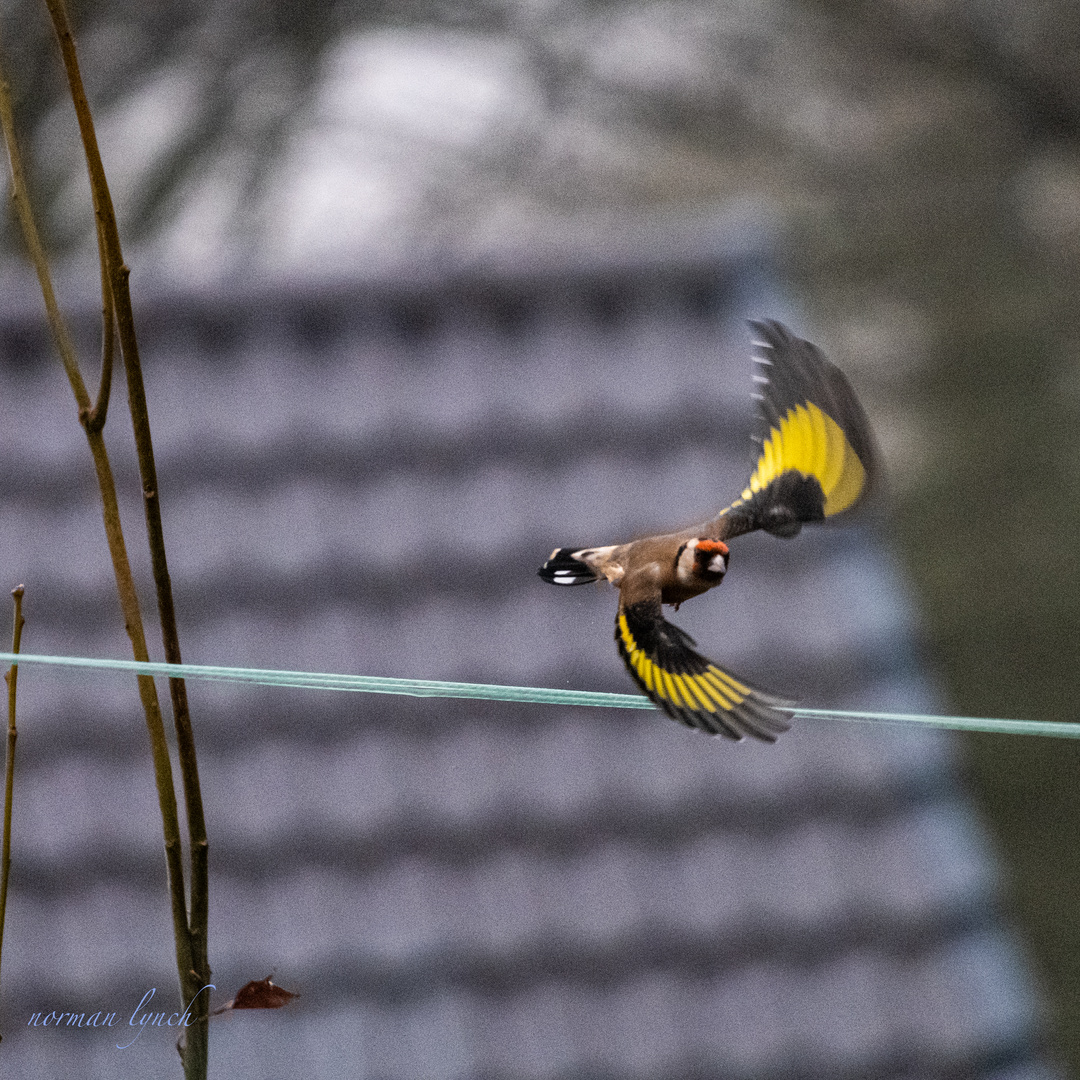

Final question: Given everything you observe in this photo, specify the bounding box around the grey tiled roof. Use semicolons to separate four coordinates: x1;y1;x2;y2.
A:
0;226;1057;1077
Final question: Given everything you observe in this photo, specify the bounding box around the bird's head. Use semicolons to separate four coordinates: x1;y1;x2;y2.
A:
676;537;729;584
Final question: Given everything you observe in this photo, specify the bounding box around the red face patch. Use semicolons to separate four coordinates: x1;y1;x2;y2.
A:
695;539;729;555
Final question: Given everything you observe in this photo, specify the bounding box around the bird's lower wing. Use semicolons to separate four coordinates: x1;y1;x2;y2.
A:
615;599;794;741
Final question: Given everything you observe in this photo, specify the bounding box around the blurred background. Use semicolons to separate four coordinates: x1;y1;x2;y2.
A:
1;0;1079;1076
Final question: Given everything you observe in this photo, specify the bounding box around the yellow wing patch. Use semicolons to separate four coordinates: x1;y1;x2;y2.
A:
617;613;748;717
741;402;866;517
615;610;793;740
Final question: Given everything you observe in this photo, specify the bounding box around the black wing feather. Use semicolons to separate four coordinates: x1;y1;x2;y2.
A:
710;320;878;541
615;600;793;741
749;319;877;472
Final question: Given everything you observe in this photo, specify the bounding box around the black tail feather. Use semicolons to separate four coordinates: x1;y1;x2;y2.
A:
538;548;600;586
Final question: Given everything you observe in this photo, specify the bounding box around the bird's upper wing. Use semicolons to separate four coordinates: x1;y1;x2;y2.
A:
706;320;878;542
615;579;793;740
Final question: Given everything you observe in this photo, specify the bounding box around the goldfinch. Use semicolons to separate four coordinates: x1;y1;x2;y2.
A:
538;320;877;741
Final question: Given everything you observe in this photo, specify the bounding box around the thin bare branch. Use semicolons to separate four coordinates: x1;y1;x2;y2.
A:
37;2;211;1070
0;19;201;1071
0;584;25;1027
85;226;115;433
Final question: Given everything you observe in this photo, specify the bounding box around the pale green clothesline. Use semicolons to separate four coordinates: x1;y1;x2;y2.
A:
0;650;1076;739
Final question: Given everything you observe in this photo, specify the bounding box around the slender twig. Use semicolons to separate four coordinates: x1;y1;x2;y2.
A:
36;3;211;1069
0;27;203;1075
0;586;25;1031
85;227;115;433
0;78;89;411
0;50;190;960
36;10;211;1068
